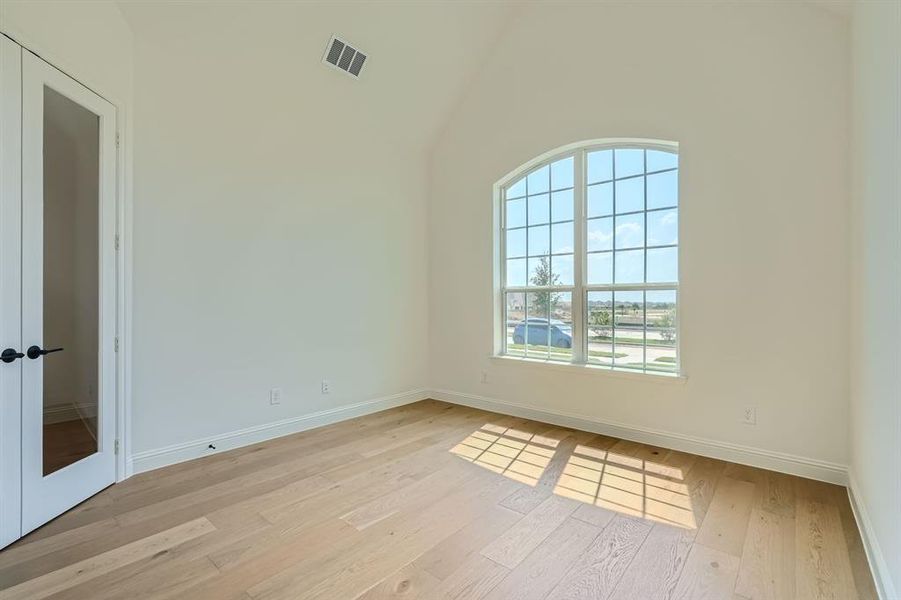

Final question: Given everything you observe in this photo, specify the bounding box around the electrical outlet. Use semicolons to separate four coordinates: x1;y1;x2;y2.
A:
321;380;331;394
269;388;282;405
480;371;489;384
741;406;757;425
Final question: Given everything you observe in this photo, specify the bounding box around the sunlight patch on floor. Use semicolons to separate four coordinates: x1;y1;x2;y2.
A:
554;444;697;529
450;424;559;486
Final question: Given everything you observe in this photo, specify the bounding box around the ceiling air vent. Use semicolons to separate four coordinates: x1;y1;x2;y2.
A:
323;36;367;78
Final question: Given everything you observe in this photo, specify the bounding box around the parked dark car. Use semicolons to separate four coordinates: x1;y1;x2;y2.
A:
512;318;572;348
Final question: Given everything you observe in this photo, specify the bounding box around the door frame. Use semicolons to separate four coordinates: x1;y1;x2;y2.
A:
0;31;132;546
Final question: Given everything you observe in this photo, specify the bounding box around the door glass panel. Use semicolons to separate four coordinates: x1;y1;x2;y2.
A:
42;87;99;475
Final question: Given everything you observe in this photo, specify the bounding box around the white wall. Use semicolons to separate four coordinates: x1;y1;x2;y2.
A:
127;5;430;454
850;1;901;596
0;1;133;108
0;0;134;294
429;2;851;472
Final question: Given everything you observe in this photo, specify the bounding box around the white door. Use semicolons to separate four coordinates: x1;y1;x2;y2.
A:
0;43;118;538
0;34;24;550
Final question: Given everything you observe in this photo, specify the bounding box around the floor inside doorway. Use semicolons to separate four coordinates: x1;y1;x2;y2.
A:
44;418;96;475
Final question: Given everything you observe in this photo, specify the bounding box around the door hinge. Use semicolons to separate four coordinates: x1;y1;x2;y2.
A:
115;234;120;251
116;132;120;148
114;337;119;353
114;439;120;455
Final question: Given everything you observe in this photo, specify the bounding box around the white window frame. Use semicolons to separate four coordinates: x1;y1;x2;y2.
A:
492;138;681;377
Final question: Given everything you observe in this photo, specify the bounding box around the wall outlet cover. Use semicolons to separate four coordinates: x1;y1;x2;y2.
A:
269;388;282;405
742;406;757;425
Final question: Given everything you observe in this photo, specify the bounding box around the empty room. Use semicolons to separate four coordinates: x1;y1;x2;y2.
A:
0;0;898;598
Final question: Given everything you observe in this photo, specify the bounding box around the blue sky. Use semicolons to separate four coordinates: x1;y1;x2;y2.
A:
505;149;679;288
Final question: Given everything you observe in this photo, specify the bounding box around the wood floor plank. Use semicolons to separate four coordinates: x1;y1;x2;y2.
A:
22;512;272;600
2;510;209;587
321;419;479;484
671;543;741;600
415;505;522;580
572;501;618;529
607;522;695;600
558;440;618;528
734;508;795;600
33;444;363;543
13;490;116;544
7;468;309;586
795;500;859;600
47;555;222;600
162;515;358;600
757;472;796;519
101;402;450;513
659;449;700;480
544;514;653;600
1;517;216;600
793;477;845;505
25;404;440;544
247;469;520;600
121;469;338;528
607;439;647;459
426;554;510;600
357;407;489;461
631;443;673;465
356;562;441;599
723;463;796;519
480;494;579;569
0;516;119;570
341;462;479;530
483;517;601;600
258;434;468;526
683;457;728;528
834;492;879;600
695;477;756;557
499;429;594;514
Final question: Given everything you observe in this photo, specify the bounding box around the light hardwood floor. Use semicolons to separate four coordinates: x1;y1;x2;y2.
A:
0;400;877;600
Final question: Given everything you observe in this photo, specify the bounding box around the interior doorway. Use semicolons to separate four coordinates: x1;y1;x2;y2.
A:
0;34;121;548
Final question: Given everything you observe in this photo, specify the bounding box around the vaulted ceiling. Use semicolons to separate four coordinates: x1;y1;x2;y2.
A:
117;1;849;157
117;1;518;155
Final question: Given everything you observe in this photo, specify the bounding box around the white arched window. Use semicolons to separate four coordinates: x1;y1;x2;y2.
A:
495;140;680;375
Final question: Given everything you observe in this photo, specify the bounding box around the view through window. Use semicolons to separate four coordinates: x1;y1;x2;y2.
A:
500;142;679;374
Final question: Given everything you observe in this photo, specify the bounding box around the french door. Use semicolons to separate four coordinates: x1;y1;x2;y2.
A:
0;35;118;547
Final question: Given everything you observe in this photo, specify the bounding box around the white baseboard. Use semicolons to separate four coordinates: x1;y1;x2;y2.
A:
847;474;898;600
130;388;430;475
43;403;79;425
43;402;97;426
430;388;849;485
74;402;98;440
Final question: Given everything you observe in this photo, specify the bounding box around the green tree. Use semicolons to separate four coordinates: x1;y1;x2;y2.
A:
658;308;676;343
590;308;612;339
529;256;561;318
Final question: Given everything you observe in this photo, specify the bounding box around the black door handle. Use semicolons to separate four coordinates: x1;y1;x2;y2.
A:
26;345;64;360
1;348;25;363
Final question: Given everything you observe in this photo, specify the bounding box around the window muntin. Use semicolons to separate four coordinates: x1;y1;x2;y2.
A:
499;143;679;375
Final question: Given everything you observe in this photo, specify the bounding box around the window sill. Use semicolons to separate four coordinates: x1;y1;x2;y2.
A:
489;354;687;384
